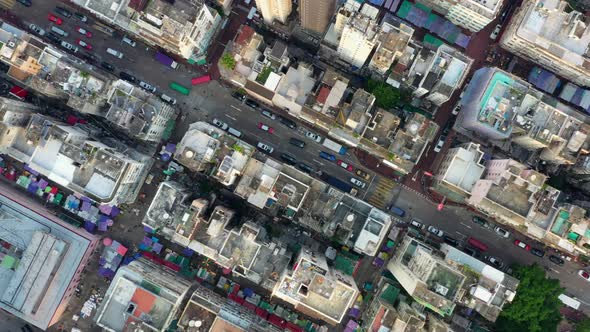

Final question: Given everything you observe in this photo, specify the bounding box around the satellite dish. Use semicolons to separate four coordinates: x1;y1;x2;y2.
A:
346;214;354;222
185;150;195;158
195;320;203;327
188;321;195;327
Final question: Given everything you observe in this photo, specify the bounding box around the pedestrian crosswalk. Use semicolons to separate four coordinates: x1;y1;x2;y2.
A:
367;177;397;210
0;0;14;9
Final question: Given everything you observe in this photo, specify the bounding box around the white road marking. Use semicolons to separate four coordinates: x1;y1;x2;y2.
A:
549;268;560;274
230;105;242;112
460;222;472;229
455;231;467;239
225;114;237;121
312;159;324;166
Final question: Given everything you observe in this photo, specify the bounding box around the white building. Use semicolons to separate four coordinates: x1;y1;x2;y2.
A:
368;18;415;76
416;0;504;32
255;0;292;24
337;3;380;68
434;142;485;199
500;0;590;87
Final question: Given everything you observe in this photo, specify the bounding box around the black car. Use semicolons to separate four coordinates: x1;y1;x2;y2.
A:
46;32;61;43
279;115;297;129
16;0;32;6
119;72;136;83
530;248;545;257
101;62;115;72
297;162;314;174
443;235;459;247
245;98;259;109
472;216;489;228
55;6;73;18
549;255;565;265
74;12;88;22
231;91;246;101
463;246;479;257
280;153;297;165
289;137;305;148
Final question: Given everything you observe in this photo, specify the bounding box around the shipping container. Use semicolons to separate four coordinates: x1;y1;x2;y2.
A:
169;82;190;95
191;75;211;85
155;51;178;69
322;138;347;155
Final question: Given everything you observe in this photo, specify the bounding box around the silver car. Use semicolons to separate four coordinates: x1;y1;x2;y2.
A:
257;142;274;154
139;81;156;93
427;225;444;237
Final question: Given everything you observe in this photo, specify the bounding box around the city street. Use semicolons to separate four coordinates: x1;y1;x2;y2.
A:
4;0;590;321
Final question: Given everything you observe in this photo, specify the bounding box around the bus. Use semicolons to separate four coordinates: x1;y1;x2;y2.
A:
191;75;211;85
169;82;190;95
559;294;581;310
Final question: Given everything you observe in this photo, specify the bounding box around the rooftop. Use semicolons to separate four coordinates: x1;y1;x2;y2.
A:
390;112;439;168
362;110;401;149
175;122;223;172
438;143;485;194
0;183;98;330
143;181;190;234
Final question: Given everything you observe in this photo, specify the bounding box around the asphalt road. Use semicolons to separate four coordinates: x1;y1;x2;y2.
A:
9;0;590;316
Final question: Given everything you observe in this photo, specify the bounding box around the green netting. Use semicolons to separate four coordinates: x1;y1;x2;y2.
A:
424;34;444;48
397;1;412;18
380;284;400;305
334;254;357;275
415;2;432;12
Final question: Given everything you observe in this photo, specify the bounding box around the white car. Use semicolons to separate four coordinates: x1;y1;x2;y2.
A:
122;36;137;47
578;270;590;281
427;225;444;237
139;81;157;93
257;142;274;154
29;24;45;36
433;135;446;153
60;41;78;53
490;24;502;40
494;226;511;239
350;177;366;189
451;104;461;115
212;118;228;130
487;256;505;269
410;219;424;229
305;131;322;143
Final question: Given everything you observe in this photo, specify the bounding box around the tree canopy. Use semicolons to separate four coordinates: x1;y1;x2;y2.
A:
576;318;590;332
494;264;563;332
220;53;236;70
366;78;401;109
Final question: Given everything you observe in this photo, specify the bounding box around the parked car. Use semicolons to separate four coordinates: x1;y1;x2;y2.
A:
119;72;136;83
280;153;297;165
139;81;156;93
29;24;45;36
245;98;259;109
46;32;61;43
530;248;545;257
16;0;31;6
549;255;565;265
451;104;461;115
279;115;297;129
350;177;366;189
468;237;488;252
212;118;228;130
463;246;479;257
231;91;245;101
74;12;88;22
443;235;459;247
297;162;314;174
289;138;305;148
472;216;489;228
487;256;505;269
578;270;590;281
76;39;92;50
337;160;353;172
261;109;276;120
100;61;115;72
106;48;123;59
48;13;63;25
305;131;322;143
514;239;531;251
433;135;446;152
410;219;425;230
355;169;370;180
490;24;502;40
256;142;274;154
494;226;511;239
257;122;274;134
55;6;73;18
60;41;78;53
76;26;92;38
122;36;136;47
319;151;336;162
427;225;444;237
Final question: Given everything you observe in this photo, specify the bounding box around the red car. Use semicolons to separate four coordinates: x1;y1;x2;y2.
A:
257;122;274;134
76;39;92;50
48;14;63;25
514;239;531;251
76;27;92;38
337;160;353;172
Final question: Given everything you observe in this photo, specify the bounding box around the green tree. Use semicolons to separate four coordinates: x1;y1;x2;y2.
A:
220;53;236;70
576;318;590;332
495;264;563;332
366;78;401;109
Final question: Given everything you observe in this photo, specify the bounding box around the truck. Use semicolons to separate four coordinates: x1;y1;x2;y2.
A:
155;51;179;69
558;294;581;310
321;174;355;194
323;138;347;155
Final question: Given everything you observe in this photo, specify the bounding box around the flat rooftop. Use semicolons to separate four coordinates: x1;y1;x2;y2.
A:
0;184;95;329
486;175;535;217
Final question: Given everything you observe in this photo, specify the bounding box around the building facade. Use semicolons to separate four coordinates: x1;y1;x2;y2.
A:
500;0;590;87
336;3;380;68
255;0;292;24
416;0;504;32
299;0;337;34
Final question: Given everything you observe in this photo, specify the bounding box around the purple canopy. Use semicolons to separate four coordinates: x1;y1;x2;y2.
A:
81;201;92;212
84;220;96;233
348;308;361;319
152;242;163;254
143;226;154;233
142;237;153;246
182;248;194;257
110;206;121;217
99;204;112;214
38;179;49;190
165;143;177;153
24;164;40;176
98;221;108;231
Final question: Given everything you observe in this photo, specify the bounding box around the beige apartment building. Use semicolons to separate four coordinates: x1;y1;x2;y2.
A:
299;0;337;34
255;0;292;24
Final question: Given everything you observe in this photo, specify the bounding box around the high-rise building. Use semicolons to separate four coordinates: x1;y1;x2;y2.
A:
0;182;100;330
336;3;380;68
500;0;590;87
299;0;336;34
416;0;504;32
255;0;292;24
